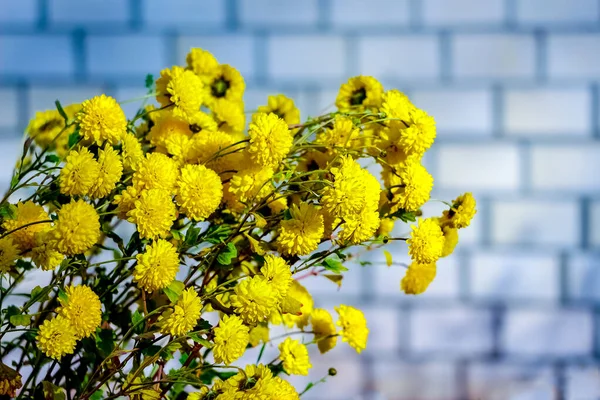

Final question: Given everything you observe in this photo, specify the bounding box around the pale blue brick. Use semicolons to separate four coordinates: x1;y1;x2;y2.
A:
517;0;599;25
423;0;504;26
358;36;440;80
411;306;493;355
470;251;559;301
143;0;225;27
468;363;555;399
0;0;38;25
239;0;318;27
0;138;23;188
437;144;521;191
566;365;600;399
330;0;410;27
300;259;364;297
505;88;591;136
177;36;255;80
49;0;129;25
0;36;74;76
87;35;166;78
361;307;402;356
372;361;457;400
0;88;19;129
502;310;593;357
491;200;580;247
268;36;345;82
592;202;600;248
453;34;536;79
549;35;600;79
27;86;104;119
112;86;154;119
568;254;600;302
411;89;493;136
531;145;600;193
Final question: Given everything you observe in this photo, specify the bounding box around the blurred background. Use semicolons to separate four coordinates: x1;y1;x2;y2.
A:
1;0;600;399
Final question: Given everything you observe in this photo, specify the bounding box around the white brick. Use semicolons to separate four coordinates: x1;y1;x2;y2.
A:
27;86;104;119
87;35;166;78
423;0;504;26
517;0;600;25
505;88;591;136
470;251;559;301
502;310;593;356
592;202;600;248
549;35;600;79
0;88;19;129
453;34;536;79
411;307;493;354
177;36;255;80
331;0;410;27
111;86;156;119
268;36;345;82
49;0;129;25
0;0;37;24
358;36;440;80
491;200;580;247
468;363;555;400
0;36;73;76
531;145;600;193
361;307;402;356
411;89;493;136
437;144;521;191
239;0;318;27
568;254;600;302
372;361;457;400
566;365;600;400
143;0;225;27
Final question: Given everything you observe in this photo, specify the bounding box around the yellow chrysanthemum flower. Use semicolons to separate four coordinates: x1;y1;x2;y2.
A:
188;110;218;133
336;75;383;112
227;165;274;206
113;185;140;219
0;238;19;274
203;64;245;107
148;112;192;154
160;288;202;336
401;262;437;295
176;164;223;221
76;94;127;145
246;112;292;168
90;145;123;199
2;201;51;251
26;109;65;148
120;132;144;171
36;316;77;360
316;116;360;149
441;225;459;257
339;209;380;244
59;148;101;196
248;323;269;347
134;239;180;292
311;308;338;354
407;218;444;264
335;304;369;353
127;189;177;240
442;192;477;229
278;337;311;376
156;66;204;122
231;276;278;325
276;203;324;256
260;254;292;298
186;48;219;77
271;377;300;400
52;200;100;255
399;108;436;156
377;217;395;237
381;89;415;123
384;160;433;213
257;94;300;126
56;285;102;339
212;98;246;134
271;280;313;329
222;364;274;398
30;231;63;271
213;314;249;365
186;130;243;175
132;152;179;193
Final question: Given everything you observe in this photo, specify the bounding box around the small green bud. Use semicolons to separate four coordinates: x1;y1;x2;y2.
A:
328;368;337;376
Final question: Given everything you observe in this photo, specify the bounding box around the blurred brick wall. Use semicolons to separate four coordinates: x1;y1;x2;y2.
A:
1;0;600;399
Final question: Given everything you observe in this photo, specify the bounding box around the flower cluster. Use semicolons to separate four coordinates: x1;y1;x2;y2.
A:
0;48;475;398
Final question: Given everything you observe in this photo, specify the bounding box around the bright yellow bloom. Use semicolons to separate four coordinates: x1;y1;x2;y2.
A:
247;112;292;168
186;48;219;77
2;201;51;251
400;108;436;156
113;185;140;219
52;200;100;255
59;148;101;196
0;238;19;274
134;239;180;292
401;262;437;295
186;130;243;175
407;218;444;264
90;145;123;199
278;337;311;376
148;112;192;155
271;280;313;329
77;94;127;145
156;66;204;122
335;304;369;353
384;160;433;213
270;377;300;400
248;323;269;347
441;225;459;257
257;94;300;125
36;316;77;360
339;209;380;244
211;98;246;134
127;189;177;240
381;89;415;123
56;285;102;339
120;132;144;171
30;231;63;271
311;308;337;354
160;288;202;336
27;109;65;148
336;76;383;112
133;152;179;193
188;110;218;133
276;203;324;256
316;116;360;149
442;192;477;229
203;64;245;107
213;314;249;365
260;254;292;298
176;164;223;221
227;165;274;206
222;364;274;398
231;276;278;325
377;218;395;237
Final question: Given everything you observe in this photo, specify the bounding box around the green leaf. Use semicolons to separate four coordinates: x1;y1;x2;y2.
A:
196;318;212;331
390;208;417;223
5;305;19;319
217;243;237;266
95;329;115;357
57;288;68;304
145;74;154;91
44;154;60;164
189;332;213;348
383;250;393;267
31;285;50;303
10;173;19;189
38;380;66;400
160;341;182;361
185;226;201;246
204;224;232;245
68;131;81;148
90;390;104;400
141;344;162;357
359;261;372;267
171;229;184;241
322;256;348;274
54;100;68;123
323;274;343;288
132;310;145;334
10;314;31;326
164;280;185;303
199;368;237;385
0;203;17;220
